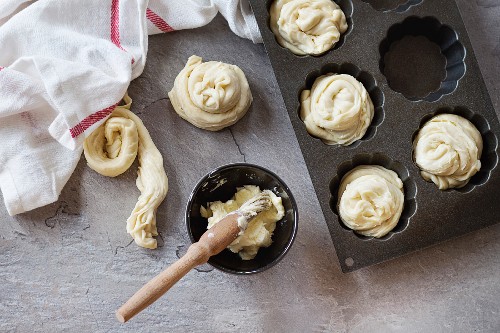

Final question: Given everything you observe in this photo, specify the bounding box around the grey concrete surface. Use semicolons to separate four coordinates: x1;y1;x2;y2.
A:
1;1;499;332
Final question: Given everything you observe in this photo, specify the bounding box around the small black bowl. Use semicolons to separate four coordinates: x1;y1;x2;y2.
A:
186;163;298;275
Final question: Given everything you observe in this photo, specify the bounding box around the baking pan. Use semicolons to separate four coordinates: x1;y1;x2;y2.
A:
249;0;500;272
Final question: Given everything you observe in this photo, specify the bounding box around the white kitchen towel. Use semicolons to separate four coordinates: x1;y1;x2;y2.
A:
0;0;262;216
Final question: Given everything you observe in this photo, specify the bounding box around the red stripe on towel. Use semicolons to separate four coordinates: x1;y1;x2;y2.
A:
0;66;4;71
69;102;119;138
111;0;123;50
111;0;135;64
146;8;174;32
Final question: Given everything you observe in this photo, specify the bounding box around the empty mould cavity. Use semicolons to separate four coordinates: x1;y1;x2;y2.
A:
361;0;422;12
267;0;353;56
412;106;499;193
297;63;385;147
379;16;466;102
329;153;417;240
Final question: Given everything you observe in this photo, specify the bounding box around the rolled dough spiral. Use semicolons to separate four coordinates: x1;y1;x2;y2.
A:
84;95;168;249
413;114;482;190
300;74;374;146
270;0;348;55
168;55;252;131
338;165;404;238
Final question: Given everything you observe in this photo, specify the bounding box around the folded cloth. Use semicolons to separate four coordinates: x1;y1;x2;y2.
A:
0;0;262;216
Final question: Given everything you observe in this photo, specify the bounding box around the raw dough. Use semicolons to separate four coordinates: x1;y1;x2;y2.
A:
201;185;285;260
168;55;252;131
270;0;348;55
413;114;482;190
300;74;374;146
84;95;168;249
338;165;404;238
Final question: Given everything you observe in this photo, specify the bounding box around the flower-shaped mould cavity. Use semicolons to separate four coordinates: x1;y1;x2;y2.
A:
297;63;385;148
329;152;418;241
266;0;354;56
412;106;499;193
361;0;423;13
379;16;466;102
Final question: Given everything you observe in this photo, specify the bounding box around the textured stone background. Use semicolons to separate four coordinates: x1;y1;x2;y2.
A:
1;1;499;332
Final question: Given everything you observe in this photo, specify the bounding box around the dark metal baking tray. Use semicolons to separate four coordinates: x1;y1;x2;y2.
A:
249;0;500;272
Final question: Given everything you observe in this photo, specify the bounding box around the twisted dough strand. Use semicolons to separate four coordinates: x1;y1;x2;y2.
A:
84;95;168;249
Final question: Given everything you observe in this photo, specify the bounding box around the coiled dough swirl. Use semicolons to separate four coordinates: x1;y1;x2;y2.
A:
300;74;374;146
338;165;404;238
84;95;168;249
413;114;482;190
168;55;252;131
270;0;348;55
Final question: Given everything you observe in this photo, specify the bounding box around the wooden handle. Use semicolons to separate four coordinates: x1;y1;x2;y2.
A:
116;213;241;323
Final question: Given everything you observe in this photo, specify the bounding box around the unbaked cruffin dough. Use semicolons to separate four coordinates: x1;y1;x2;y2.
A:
300;73;374;146
200;185;285;260
413;114;482;190
338;165;404;238
168;55;252;131
270;0;348;55
84;95;168;249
